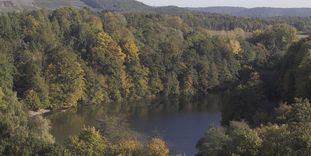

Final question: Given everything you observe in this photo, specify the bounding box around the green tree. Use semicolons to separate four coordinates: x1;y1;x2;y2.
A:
45;49;85;109
23;89;41;110
224;121;262;156
14;50;50;109
82;68;108;105
276;98;311;123
108;139;142;156
66;127;107;156
260;124;292;156
250;24;298;66
196;127;230;156
28;115;55;144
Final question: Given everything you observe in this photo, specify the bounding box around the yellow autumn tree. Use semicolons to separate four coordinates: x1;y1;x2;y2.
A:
102;12;150;97
229;39;242;54
123;39;139;59
25;15;41;34
122;38;149;97
87;15;103;30
108;139;142;156
146;137;170;156
181;73;195;95
91;32;132;100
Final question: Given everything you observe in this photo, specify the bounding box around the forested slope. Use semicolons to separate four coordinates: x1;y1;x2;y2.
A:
1;8;284;110
0;7;307;155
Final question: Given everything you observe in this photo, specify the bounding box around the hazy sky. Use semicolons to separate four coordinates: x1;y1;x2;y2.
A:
136;0;311;8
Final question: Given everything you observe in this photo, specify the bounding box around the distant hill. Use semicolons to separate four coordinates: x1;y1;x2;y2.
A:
2;0;311;18
0;0;191;13
189;7;246;15
35;0;150;11
189;7;311;17
80;0;150;11
34;0;88;9
0;0;185;12
0;0;151;11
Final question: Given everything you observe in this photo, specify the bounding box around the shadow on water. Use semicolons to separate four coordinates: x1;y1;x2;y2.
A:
47;94;223;156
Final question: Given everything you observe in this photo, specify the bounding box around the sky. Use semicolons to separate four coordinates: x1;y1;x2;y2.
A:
136;0;311;8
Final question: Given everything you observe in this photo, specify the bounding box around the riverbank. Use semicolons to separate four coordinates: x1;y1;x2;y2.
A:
29;109;51;117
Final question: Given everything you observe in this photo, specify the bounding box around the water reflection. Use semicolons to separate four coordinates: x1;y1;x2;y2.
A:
47;94;222;155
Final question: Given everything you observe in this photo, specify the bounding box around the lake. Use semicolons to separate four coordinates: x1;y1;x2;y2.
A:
47;94;222;156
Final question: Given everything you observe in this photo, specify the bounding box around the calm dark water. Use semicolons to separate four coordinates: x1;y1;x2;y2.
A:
129;111;220;155
47;94;222;156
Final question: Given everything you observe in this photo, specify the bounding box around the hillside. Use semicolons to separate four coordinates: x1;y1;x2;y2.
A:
2;1;311;18
34;0;89;9
189;6;246;15
0;0;188;12
0;0;152;11
190;7;311;17
80;0;150;11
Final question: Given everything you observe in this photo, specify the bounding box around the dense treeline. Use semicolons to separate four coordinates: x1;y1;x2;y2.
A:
178;13;269;31
196;20;311;156
1;8;286;110
267;17;311;33
197;98;311;156
280;37;311;100
191;7;311;18
6;8;301;110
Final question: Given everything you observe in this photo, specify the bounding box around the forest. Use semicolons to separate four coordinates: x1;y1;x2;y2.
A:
0;7;311;156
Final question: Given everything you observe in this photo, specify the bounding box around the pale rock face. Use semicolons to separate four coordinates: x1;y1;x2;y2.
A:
0;0;88;11
0;0;36;11
0;0;14;9
0;1;14;7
